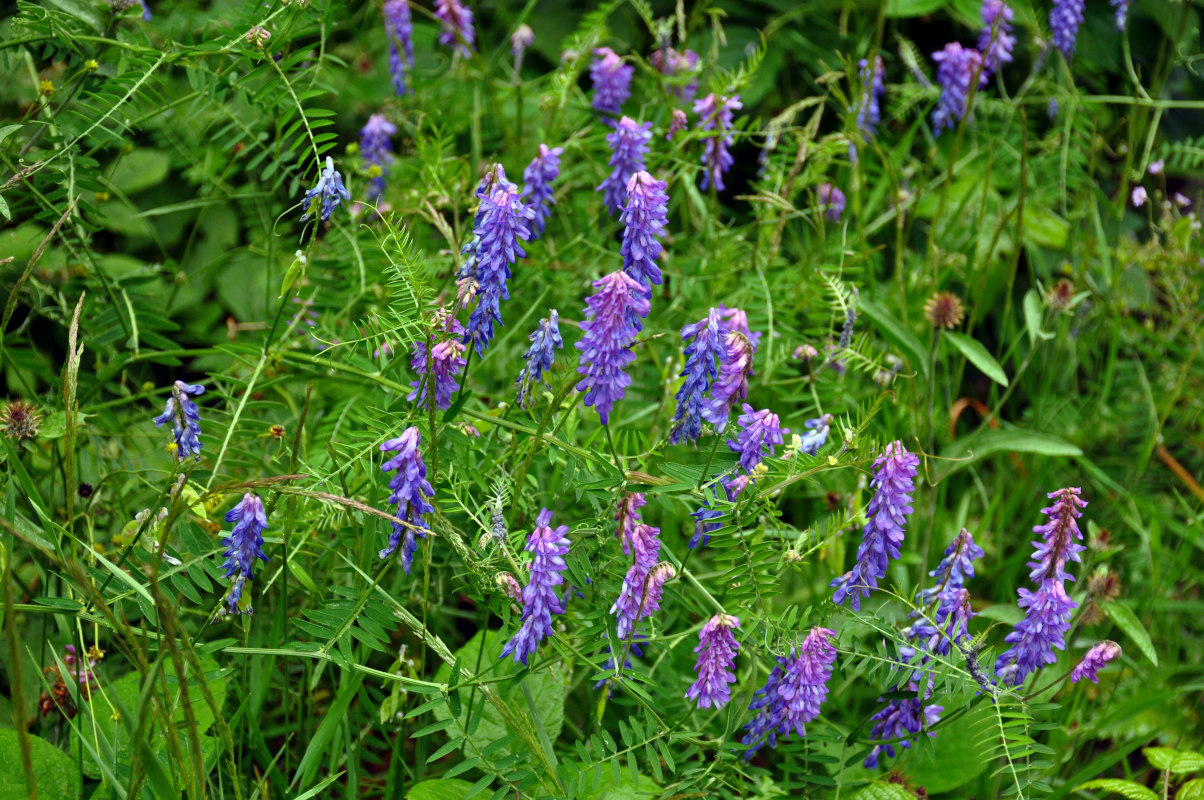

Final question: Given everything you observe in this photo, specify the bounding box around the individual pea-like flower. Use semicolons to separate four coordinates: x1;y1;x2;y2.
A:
408;314;467;410
153;380;206;461
462;182;534;356
511;23;534;72
300;157;351;222
923;291;966;329
728;405;789;473
575;270;649;425
620;170;669;325
1071;640;1121;684
651;46;700;104
378;427;436;575
590;47;634;115
383;0;413;96
817;183;846;222
501;509;571;665
701;330;755;432
979;1;1016;76
799;414;833;456
515;310;564;407
598;117;653;216
360;113;397;201
435;0;475;58
1131;186;1148;207
611;523;662;640
670;308;725;445
1050;0;1085;59
497;572;523;603
741;627;837;758
855;55;885;140
1148;159;1164;176
220;493;269;615
931;43;983;134
667;109;688;140
686;614;740;709
830;441;920;610
693;93;742;192
520;144;564;238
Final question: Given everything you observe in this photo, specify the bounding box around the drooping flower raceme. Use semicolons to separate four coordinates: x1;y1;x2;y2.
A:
856;56;885;140
435;0;475;58
831;441;920;610
670;308;725;445
300;157;351;222
521;144;564;238
979;0;1016;76
863;684;944;769
742;627;837;758
652;47;700;104
590;47;634;115
994;488;1087;686
1111;0;1129;31
931;43;983;134
614;492;646;555
511;23;534;72
408;314;467;410
1071;640;1121;684
360;113;397;201
501;509;571;665
598;117;653;216
667;109;688;140
515;311;564;407
575;270;649;425
729;405;789;473
1050;0;1085;59
611;523;662;640
720;305;762;354
383;0;414;96
462;183;534;356
378;428;436;575
620;170;669;326
686;614;740;709
702;330;755;432
153;380;206;461
220;493;269;615
818;183;846;222
693;93;742;192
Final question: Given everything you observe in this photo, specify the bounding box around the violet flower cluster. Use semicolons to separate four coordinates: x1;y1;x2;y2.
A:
856;56;885;141
742;627;838;758
818;183;846;222
1111;0;1129;31
670;308;725;445
378;427;436;575
153;380;206;461
462;180;534;356
360;113;396;201
408;314;467;410
1071;640;1121;684
652;46;700;104
590;47;634;115
979;0;1016;76
610;522;663;640
830;441;920;610
515;311;564;407
799;414;833;456
521;144;564;239
383;0;414;96
620;170;669;327
575;270;649;425
693;93;742;192
220;493;269;615
598;117;653;216
501;509;571;665
1050;0;1086;59
434;0;475;58
300;157;351;222
702;330;755;432
685;614;740;709
931;43;982;134
994;488;1087;686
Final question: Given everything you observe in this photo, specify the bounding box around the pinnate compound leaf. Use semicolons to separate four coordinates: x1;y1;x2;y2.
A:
1073;779;1158;800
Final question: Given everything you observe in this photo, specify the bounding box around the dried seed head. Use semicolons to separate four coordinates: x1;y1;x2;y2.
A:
269;424;286;440
923;291;966;329
1087;567;1121;602
1;401;42;441
1047;278;1075;312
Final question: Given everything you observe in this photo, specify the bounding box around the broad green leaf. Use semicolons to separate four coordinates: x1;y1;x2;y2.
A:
858;298;929;379
0;730;82;800
1145;747;1204;773
1073;778;1158;800
0;195;8;222
849;782;915;800
885;0;946;17
1173;754;1204;774
938;427;1082;479
944;331;1008;386
1177;779;1204;800
1023;289;1053;345
974;603;1025;626
1145;747;1179;770
905;701;993;793
109;149;172;195
407;778;474;800
1103;602;1158;666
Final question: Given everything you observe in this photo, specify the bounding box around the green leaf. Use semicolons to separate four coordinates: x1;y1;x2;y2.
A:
407;778;475;800
974;603;1025;626
849;782;916;800
0;195;9;222
1073;778;1158;800
109;149;171;195
858;298;929;379
885;0;946;17
1177;779;1204;800
1103;602;1158;666
937;427;1082;479
944;331;1008;386
293;671;365;790
1023;290;1053;346
0;730;82;800
1145;747;1204;773
1172;754;1204;774
904;701;993;793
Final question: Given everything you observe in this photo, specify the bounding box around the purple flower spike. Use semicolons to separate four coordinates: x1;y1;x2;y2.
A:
153;380;206;461
462;182;534;356
590;47;634;115
931;43;983;134
686;614;740;709
670;308;725;445
830;441;920;610
615;492;646;555
360;113;397;201
979;1;1016;76
1050;0;1085;59
408;314;467;410
611;523;662;640
435;0;475;58
515;310;565;407
220;493;269;615
693;93;742;192
728;405;789;473
575;270;649;425
864;682;943;768
641;562;676;620
742;627;837;757
652;47;700;104
1028;487;1087;585
378;428;436;575
620;170;669;325
300;157;351;222
598;117;653;216
1111;0;1129;31
856;56;885;139
501;509;571;665
818;183;846;222
1071;640;1121;684
702;330;755;432
667;109;688;140
720;306;762;354
511;24;534;71
383;0;414;96
521;144;564;238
